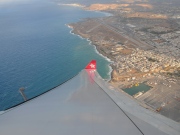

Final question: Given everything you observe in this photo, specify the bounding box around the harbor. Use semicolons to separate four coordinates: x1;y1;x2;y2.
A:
122;83;151;97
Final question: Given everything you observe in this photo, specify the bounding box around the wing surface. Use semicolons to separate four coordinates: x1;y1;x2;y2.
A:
0;61;179;135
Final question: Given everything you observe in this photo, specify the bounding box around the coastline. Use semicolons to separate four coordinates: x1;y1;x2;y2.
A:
66;24;113;81
86;10;113;17
58;3;85;8
64;2;180;123
64;3;114;81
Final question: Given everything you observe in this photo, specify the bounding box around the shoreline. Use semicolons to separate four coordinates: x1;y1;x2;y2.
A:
58;3;113;17
64;3;180;123
58;3;85;8
64;4;115;81
86;10;113;17
66;24;113;81
64;2;180;123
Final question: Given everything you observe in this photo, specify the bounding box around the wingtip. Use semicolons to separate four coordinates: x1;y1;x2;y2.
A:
85;60;96;69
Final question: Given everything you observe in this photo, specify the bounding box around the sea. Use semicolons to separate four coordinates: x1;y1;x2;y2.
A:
0;0;111;110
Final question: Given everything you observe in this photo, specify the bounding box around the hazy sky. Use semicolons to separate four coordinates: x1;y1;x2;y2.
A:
0;0;16;2
0;0;29;3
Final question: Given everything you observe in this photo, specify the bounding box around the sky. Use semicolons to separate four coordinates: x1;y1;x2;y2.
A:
0;0;30;4
0;0;19;2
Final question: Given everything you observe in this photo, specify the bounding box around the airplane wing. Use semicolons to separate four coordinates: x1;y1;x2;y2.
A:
0;60;179;135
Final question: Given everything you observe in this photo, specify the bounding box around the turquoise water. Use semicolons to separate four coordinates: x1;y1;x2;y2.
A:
0;0;111;110
123;83;151;96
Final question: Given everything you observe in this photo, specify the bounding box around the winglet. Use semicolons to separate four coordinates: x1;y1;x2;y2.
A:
85;60;96;69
